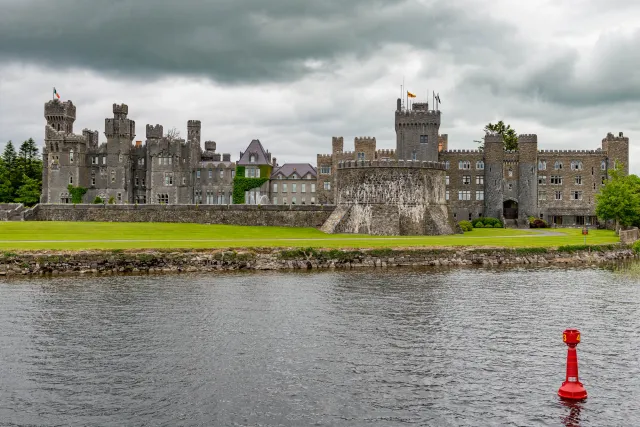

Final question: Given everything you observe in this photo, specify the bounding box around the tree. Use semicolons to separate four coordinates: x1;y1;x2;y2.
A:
2;141;17;168
18;138;41;180
0;161;14;202
478;121;519;151
166;127;181;142
15;175;41;206
595;165;640;232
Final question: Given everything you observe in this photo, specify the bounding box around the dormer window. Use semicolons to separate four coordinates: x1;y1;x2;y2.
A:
249;154;256;163
292;173;297;179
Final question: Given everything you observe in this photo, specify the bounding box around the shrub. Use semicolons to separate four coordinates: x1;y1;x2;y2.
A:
93;196;104;204
471;218;484;227
491;223;501;228
474;222;484;228
531;219;548;228
108;196;115;205
458;220;473;232
482;217;500;227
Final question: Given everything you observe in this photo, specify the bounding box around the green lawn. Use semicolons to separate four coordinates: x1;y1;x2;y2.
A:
0;222;620;251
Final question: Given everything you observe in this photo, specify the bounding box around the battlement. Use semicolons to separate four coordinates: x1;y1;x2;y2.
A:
332;136;344;153
376;149;395;158
204;140;216;152
222;153;231;162
112;103;128;117
484;133;503;143
440;149;482;154
317;154;332;162
45;125;89;144
337;159;446;170
82;129;99;146
146;124;164;139
603;132;629;142
538;149;604;155
518;134;537;143
395;109;440;118
354;136;376;142
45;99;76;119
188;120;201;127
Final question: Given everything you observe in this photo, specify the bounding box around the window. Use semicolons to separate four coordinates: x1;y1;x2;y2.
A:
119;154;123;163
182;177;186;185
538;175;547;185
102;156;107;165
445;161;450;169
292;173;297;179
141;178;145;187
194;190;202;204
311;197;315;204
602;176;606;185
550;176;563;185
572;191;583;200
420;135;428;144
69;149;74;163
282;183;288;192
249;154;256;163
92;156;98;165
538;190;546;201
256;168;260;178
231;170;235;179
164;172;174;186
601;160;607;170
508;168;513;177
273;183;278;192
69;174;73;184
476;190;484;200
292;197;297;205
508;183;513;190
445;176;450;185
593;183;596;190
272;197;278;205
135;176;139;186
575;176;582;185
412;151;417;161
283;198;287;205
324;182;331;190
476;175;484;185
208;170;213;179
292;183;297;193
117;193;122;202
91;175;96;186
220;169;224;178
111;170;116;183
458;160;470;169
138;158;144;166
357;152;365;161
554;161;563;170
476;160;484;170
538;160;547;170
157;194;169;204
555;191;562;200
458;190;471;200
196;170;200;179
462;175;471;185
301;183;306;193
445;190;449;201
571;160;583;170
311;184;316;193
320;166;331;174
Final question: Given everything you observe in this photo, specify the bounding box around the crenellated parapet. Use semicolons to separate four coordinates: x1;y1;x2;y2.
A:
82;129;99;147
332;136;344;153
337;159;447;170
204;140;216;152
395;108;441;127
538;149;604;155
440;149;482;154
112;103;129;118
317;154;332;162
45;99;76;119
146;124;164;139
518;134;537;143
484;132;503;144
376;149;395;158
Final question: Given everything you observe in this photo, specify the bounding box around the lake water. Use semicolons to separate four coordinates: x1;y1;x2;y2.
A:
1;264;639;426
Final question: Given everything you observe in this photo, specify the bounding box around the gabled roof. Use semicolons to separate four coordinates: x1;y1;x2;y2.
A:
271;163;317;179
237;139;271;166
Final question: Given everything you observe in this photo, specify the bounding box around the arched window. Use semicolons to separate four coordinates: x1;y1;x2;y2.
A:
538;160;546;170
508;168;513;177
69;149;74;163
601;160;607;170
571;160;583;170
476;160;484;170
554;161;563;170
249;154;256;163
445;161;450;169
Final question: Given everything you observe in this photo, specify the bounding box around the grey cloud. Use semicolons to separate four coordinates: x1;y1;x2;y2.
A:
0;0;520;84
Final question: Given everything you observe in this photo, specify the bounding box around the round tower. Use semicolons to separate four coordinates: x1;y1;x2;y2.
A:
187;120;202;144
45;99;76;133
395;100;441;162
483;133;505;219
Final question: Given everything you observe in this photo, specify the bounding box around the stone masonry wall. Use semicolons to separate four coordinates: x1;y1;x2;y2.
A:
26;204;335;228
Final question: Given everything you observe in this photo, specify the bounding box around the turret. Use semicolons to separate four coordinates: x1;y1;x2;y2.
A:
602;132;630;175
146;124;163;140
483;133;505;219
332;136;344;154
395;99;441;162
105;103;135;140
45;99;76;133
517;134;538;221
187;120;201;144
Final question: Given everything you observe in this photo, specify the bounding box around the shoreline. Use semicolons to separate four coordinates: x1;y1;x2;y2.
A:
0;245;635;277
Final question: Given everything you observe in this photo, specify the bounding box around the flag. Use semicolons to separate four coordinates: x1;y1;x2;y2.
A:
407;91;416;98
436;93;441;104
53;87;60;99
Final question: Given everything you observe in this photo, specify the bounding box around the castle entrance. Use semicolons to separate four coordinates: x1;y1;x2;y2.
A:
503;200;518;219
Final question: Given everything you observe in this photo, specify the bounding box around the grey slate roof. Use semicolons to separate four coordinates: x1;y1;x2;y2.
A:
271;163;317;179
237;139;272;165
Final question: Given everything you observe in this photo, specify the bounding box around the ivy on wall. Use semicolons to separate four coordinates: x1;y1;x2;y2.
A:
67;185;88;204
232;165;270;204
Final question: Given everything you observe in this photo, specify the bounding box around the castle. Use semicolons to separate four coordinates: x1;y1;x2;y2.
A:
41;97;629;231
318;99;629;227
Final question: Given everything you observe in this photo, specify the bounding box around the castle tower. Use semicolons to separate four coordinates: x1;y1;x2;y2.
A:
354;137;376;161
45;99;76;133
484;133;505;219
517;134;538;221
104;103;136;202
395;99;441;162
602;132;630;176
187;120;201;144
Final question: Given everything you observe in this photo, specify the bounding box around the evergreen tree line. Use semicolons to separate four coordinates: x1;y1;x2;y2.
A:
0;139;43;206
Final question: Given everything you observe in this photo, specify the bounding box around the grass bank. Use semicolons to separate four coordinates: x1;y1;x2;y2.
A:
0;222;619;251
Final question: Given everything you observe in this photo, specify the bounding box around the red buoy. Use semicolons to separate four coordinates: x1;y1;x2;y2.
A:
558;329;587;400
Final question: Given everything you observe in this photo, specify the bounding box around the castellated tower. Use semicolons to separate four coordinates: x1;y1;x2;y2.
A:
45;99;76;133
517;134;538;221
104;103;136;202
395;99;441;162
483;133;505;219
187;120;201;144
602;132;630;176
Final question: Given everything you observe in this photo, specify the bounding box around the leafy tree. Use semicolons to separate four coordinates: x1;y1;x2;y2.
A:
15;175;41;206
67;185;88;204
2;141;17;168
18;138;41;180
595;165;640;231
0;161;14;202
478;121;519;151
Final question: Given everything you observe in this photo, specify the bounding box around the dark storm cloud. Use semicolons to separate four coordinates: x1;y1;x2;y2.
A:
0;0;519;84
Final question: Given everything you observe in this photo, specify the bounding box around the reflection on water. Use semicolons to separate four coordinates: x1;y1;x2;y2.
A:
0;263;639;426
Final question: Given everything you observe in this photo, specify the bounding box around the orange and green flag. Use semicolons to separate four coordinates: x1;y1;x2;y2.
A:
53;87;60;99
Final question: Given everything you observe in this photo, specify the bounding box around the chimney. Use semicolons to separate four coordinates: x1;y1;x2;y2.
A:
135;140;142;147
272;157;277;167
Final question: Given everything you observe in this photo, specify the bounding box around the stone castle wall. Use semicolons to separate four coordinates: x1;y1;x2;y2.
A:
26;204;335;228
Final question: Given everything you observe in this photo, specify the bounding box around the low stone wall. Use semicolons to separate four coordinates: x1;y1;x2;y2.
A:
25;204;335;228
619;227;640;244
0;246;633;277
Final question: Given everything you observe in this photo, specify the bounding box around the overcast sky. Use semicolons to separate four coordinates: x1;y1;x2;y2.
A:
1;0;639;172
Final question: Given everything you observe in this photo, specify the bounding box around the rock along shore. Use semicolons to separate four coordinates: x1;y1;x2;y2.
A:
0;245;635;277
